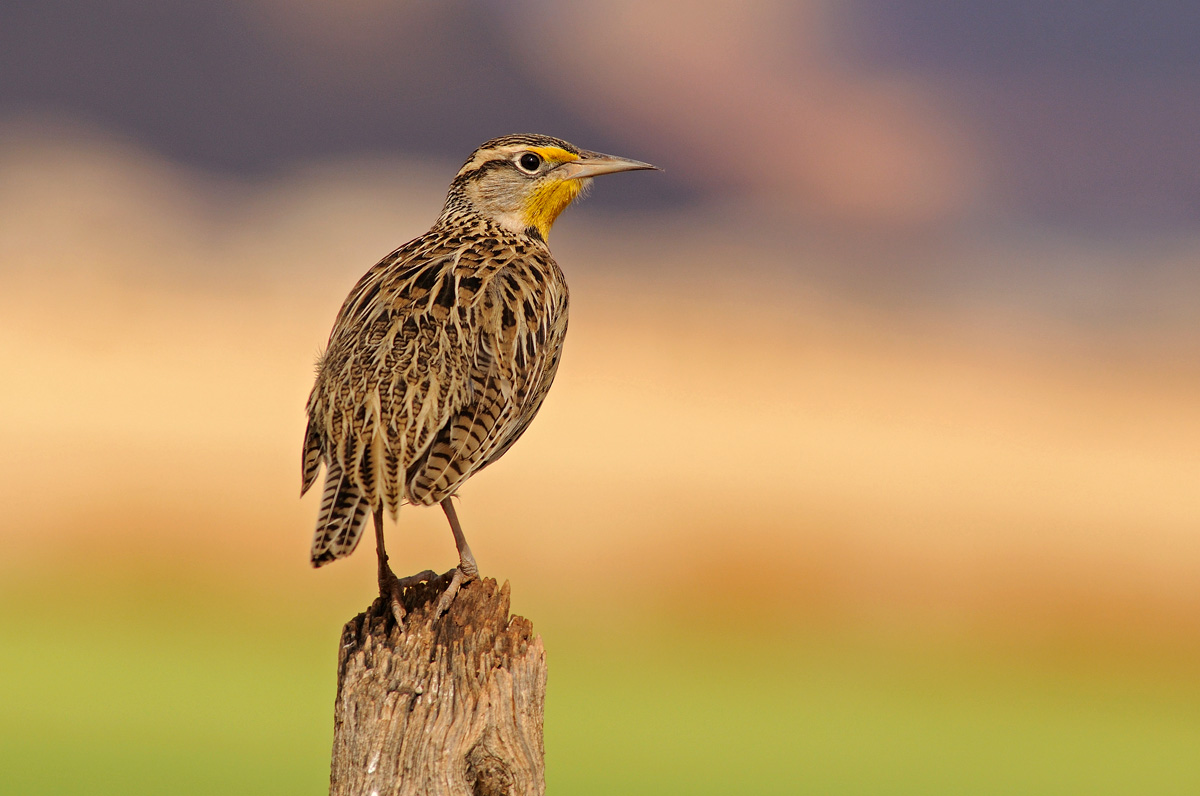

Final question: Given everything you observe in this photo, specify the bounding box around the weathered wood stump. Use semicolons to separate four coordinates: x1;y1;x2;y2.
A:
329;577;546;796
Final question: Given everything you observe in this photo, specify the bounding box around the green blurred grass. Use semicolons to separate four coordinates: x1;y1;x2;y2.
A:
2;584;1199;795
545;626;1200;795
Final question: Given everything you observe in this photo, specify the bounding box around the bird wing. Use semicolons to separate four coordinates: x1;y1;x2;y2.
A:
304;236;472;560
304;235;568;564
404;253;570;503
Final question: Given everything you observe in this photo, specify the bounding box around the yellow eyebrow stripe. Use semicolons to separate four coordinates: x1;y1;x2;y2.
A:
527;146;580;163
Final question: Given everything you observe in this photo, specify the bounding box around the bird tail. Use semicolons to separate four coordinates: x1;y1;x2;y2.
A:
301;417;322;497
310;462;370;567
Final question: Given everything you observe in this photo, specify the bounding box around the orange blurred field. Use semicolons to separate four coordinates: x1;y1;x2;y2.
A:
3;116;1200;796
2;129;1198;643
5;4;1200;793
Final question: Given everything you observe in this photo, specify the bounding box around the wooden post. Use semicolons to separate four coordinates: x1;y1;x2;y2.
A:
328;577;546;796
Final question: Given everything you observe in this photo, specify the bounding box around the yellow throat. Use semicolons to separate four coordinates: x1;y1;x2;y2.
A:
523;178;585;240
521;145;585;239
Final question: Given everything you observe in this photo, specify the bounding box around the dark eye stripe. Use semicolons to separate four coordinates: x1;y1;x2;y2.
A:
451;158;514;187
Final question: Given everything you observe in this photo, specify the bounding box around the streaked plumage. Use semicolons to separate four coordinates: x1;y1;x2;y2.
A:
303;201;569;563
301;134;656;615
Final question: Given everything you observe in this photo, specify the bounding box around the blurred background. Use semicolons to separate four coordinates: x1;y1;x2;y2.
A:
2;1;1199;793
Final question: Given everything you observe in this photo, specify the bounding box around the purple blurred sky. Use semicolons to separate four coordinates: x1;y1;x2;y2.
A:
3;0;1198;230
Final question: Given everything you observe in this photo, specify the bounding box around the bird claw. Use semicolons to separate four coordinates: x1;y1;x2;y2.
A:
386;591;406;628
433;565;476;619
380;568;439;628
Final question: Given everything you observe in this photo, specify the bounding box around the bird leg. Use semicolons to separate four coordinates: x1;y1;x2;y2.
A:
374;509;437;627
434;497;479;617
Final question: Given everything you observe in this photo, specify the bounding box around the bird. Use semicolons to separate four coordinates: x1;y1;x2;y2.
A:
302;134;657;621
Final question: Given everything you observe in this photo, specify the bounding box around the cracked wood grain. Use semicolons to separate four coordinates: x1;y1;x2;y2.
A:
329;576;546;796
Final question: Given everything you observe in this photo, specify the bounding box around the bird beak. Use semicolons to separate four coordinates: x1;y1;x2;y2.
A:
556;152;660;180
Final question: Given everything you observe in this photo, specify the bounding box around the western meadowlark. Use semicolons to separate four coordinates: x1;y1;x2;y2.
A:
302;134;657;620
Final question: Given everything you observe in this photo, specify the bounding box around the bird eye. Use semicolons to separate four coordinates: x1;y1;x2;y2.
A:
517;152;542;173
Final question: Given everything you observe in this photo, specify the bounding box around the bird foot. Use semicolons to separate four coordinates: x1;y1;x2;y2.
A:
433;564;478;619
380;568;439;627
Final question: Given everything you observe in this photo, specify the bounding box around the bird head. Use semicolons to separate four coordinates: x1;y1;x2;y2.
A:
441;134;658;241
